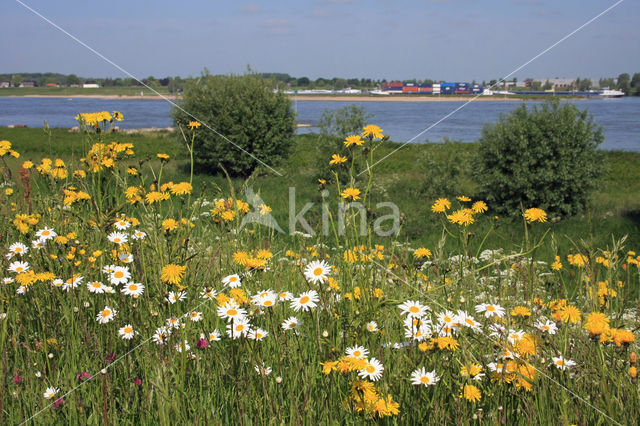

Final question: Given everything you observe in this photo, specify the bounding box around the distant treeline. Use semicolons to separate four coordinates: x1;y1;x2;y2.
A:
3;71;640;95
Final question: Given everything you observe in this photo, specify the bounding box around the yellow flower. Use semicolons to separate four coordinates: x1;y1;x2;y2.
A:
431;198;451;213
361;124;384;139
523;208;547;223
22;160;34;169
170;182;193;195
329;154;347;165
511;306;531;317
157;153;170;160
583;312;610;336
344;135;364;147
160;264;186;285
447;209;474;226
558;305;581;324
413;248;432;259
113;111;124;121
188;121;202;129
340;187;361;200
552;255;563;270
5;188;13;196
127;168;138;176
318;179;326;185
471;201;488;213
460;384;481;403
457;195;471;202
162;218;179;232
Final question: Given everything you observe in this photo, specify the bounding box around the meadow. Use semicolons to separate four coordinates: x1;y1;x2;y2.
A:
0;116;639;424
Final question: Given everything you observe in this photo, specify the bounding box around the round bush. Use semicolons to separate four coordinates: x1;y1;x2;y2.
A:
474;99;604;217
173;72;295;177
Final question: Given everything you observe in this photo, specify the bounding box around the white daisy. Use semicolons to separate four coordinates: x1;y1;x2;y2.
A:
366;321;378;332
398;300;428;318
507;329;525;345
166;316;181;329
222;274;242;288
118;253;133;263
359;358;384;381
217;301;247;322
3;277;14;285
121;282;144;297
153;327;169;345
187;311;202;322
248;328;269;340
278;291;294;301
410;368;440;387
552;355;576;371
475;303;506;318
31;239;46;249
175;341;191;352
114;219;130;230
458;311;482;332
304;260;331;284
8;242;28;257
118;324;136;340
62;275;83;292
208;330;222;341
200;288;217;300
109;266;130;285
131;230;147;240
35;227;56;241
290;290;319;312
346;345;369;359
43;386;59;399
96;306;116;324
226;318;250;339
535;319;558;335
282;316;301;331
254;363;272;376
107;232;128;245
166;291;187;304
8;261;29;274
252;290;277;308
51;278;63;288
87;281;106;294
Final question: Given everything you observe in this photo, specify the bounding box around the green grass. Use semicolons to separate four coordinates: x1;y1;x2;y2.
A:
1;126;640;424
3;126;640;259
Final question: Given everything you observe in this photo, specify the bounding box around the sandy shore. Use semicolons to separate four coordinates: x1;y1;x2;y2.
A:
2;94;583;102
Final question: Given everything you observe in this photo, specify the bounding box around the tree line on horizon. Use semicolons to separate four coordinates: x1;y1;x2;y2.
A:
3;72;640;95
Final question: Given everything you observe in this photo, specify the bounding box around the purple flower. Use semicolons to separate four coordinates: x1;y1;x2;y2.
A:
53;398;65;408
76;372;92;381
105;352;116;363
13;375;23;385
133;377;142;386
196;338;208;349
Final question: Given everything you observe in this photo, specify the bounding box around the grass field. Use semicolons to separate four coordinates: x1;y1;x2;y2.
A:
1;122;639;424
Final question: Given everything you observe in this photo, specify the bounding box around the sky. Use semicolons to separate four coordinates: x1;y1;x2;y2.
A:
1;0;639;82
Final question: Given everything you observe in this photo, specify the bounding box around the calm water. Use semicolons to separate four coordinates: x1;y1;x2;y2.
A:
1;96;639;151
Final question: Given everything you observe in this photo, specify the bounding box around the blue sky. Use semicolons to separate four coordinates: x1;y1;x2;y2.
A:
1;0;638;81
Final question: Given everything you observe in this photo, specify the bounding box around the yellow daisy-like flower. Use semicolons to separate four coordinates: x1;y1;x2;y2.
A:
460;384;482;403
162;218;179;232
362;124;384;139
341;187;361;200
344;135;364;147
523;208;547;223
583;312;610;336
113;111;124;121
511;306;531;317
558;305;581;324
431;198;451;213
413;248;432;259
157;153;170;160
170;182;193;195
447;209;474;226
457;195;471;202
329;154;347;165
160;264;186;285
471;201;488;213
188;121;202;129
552;255;563;270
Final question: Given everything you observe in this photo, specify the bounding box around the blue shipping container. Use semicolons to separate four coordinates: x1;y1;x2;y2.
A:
441;82;455;87
418;84;433;88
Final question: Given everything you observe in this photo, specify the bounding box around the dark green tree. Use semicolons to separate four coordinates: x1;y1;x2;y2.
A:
630;73;640;96
474;99;604;217
173;71;295;177
617;73;631;94
66;74;80;86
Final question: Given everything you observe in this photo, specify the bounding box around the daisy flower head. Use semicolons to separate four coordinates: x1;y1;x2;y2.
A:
118;253;133;263
507;329;525;345
107;231;128;245
96;306;117;324
200;287;217;300
118;324;137;340
153;327;169;345
8;242;28;257
114;219;130;230
109;266;131;285
346;345;369;359
304;260;331;284
160;264;186;285
36;227;57;241
222;274;242;288
166;290;187;304
62;275;83;292
131;230;147;240
366;321;378;332
87;281;105;294
208;329;222;341
8;261;29;274
187;311;202;322
279;291;293;301
458;311;482;332
535;319;558;335
43;386;60;399
226;318;251;339
248;327;269;340
217;300;247;322
552;355;576;371
475;303;505;318
166;316;181;329
282;316;301;331
398;300;428;318
290;290;320;312
254;363;272;376
252;289;277;308
121;282;144;297
175;341;191;353
411;368;440;387
359;358;384;381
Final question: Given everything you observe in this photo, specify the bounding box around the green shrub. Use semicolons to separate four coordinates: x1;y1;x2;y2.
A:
474;99;604;217
317;104;373;139
173;71;295;176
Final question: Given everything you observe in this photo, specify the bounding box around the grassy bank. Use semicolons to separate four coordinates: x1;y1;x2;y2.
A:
2;126;640;258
